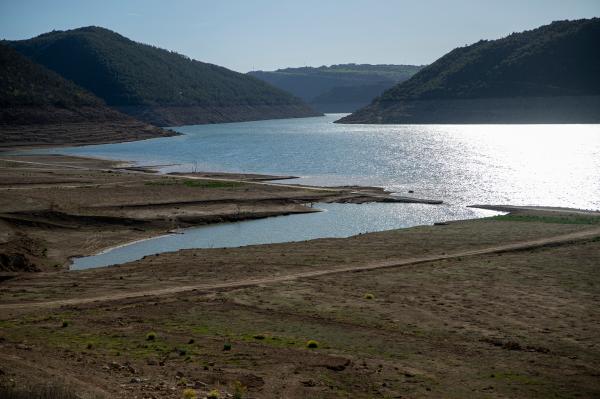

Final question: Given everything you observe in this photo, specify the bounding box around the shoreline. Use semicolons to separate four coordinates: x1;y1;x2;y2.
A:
1;151;599;398
1;197;599;397
0;152;442;273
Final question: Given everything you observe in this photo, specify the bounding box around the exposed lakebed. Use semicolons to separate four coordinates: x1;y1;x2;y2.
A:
24;114;598;269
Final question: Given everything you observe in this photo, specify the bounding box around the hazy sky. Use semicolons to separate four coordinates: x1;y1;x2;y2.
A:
1;0;599;72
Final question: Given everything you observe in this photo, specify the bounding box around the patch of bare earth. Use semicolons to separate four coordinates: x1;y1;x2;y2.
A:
1;155;599;398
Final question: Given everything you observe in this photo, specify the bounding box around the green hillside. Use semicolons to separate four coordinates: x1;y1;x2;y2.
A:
0;43;175;147
0;42;101;109
248;64;423;112
9;27;319;126
339;18;600;124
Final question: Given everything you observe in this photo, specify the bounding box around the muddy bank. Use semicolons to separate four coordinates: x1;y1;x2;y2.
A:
0;154;441;272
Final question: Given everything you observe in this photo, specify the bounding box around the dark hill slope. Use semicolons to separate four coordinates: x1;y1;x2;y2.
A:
0;43;175;148
10;27;319;126
248;64;423;112
339;19;600;124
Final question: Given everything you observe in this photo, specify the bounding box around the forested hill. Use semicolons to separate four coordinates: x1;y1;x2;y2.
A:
339;18;600;124
248;64;423;112
0;43;175;147
0;42;102;109
9;27;320;126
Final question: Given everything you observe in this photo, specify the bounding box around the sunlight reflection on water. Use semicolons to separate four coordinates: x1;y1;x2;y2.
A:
49;115;600;210
25;115;599;268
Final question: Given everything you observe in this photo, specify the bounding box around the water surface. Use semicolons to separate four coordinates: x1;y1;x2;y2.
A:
72;203;500;270
45;114;600;209
24;115;599;268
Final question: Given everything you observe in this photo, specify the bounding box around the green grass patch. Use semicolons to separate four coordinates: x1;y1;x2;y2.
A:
183;180;243;189
144;179;244;189
144;180;179;186
491;214;600;225
493;372;541;385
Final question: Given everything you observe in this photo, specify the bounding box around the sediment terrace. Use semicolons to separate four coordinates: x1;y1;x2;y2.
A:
0;154;438;272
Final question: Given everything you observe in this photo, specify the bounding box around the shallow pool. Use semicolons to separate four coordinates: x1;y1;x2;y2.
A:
71;203;501;270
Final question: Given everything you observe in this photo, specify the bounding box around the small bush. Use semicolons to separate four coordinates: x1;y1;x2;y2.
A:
207;389;220;399
232;381;247;399
188;338;195;344
61;320;69;328
86;342;93;349
364;293;375;300
306;340;319;349
146;331;157;341
182;388;197;399
223;343;232;351
253;334;265;340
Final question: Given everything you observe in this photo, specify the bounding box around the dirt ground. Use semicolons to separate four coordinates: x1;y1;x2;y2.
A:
0;154;599;398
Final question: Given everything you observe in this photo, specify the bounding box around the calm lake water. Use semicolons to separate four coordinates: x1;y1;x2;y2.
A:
28;114;600;268
71;203;500;270
51;114;600;209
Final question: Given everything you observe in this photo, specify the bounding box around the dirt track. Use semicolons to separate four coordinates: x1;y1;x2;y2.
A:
3;226;598;311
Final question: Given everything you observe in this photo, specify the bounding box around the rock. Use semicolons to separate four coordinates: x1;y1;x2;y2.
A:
130;377;142;383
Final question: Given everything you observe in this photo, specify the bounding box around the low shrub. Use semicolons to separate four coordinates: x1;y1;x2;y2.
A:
207;389;220;399
232;381;247;399
146;331;157;341
223;343;232;351
306;340;319;348
364;293;375;300
182;388;197;399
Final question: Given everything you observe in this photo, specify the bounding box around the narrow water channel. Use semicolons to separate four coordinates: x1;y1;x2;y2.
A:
71;203;501;270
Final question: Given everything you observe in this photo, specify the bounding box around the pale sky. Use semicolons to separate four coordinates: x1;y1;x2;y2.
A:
1;0;599;72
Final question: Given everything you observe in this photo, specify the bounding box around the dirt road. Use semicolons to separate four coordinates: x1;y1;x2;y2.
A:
3;226;598;311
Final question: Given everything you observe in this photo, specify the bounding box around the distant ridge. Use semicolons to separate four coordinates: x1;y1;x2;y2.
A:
0;43;175;148
249;64;423;113
9;26;320;126
338;19;600;124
